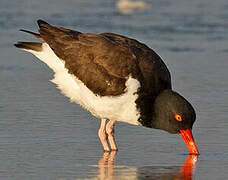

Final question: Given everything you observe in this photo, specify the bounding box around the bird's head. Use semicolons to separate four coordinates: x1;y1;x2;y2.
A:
152;89;199;154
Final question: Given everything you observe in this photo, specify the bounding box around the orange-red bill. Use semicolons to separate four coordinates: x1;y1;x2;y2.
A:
180;129;199;155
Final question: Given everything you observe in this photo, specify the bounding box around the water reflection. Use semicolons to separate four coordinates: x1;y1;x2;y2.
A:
137;155;198;180
89;152;198;180
180;155;198;180
98;151;118;179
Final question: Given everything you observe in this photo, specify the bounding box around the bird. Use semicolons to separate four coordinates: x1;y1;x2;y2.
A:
116;0;150;14
15;20;199;154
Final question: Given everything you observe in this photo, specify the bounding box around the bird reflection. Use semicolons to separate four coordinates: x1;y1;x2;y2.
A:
98;151;117;179
180;155;198;180
95;152;198;180
137;155;198;180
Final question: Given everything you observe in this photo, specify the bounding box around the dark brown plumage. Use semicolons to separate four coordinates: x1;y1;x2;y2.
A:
34;20;171;126
37;20;171;96
15;20;199;154
15;20;172;127
14;42;42;52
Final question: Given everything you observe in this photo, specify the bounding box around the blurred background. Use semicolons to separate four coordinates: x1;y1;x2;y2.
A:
0;0;228;179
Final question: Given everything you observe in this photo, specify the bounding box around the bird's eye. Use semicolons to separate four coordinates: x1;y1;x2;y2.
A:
175;114;182;122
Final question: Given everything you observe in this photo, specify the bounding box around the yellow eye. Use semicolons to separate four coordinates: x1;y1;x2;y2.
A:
175;114;182;122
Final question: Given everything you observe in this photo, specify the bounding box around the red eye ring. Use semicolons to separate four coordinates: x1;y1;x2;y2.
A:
175;114;182;122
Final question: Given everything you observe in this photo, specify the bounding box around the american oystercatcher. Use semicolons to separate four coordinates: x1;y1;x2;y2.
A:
15;20;199;154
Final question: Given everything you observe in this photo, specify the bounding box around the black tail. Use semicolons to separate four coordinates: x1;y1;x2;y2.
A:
18;19;51;41
36;19;57;39
14;42;42;52
19;29;43;41
37;19;52;30
15;19;50;51
37;19;49;26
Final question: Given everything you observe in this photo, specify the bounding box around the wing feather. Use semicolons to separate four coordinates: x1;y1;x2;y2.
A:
37;20;139;96
36;20;171;97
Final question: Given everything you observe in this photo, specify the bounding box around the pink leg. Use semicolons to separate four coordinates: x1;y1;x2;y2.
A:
98;119;110;152
106;120;118;151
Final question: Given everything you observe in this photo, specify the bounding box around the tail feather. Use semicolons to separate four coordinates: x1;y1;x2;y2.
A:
37;19;53;31
37;19;50;27
37;19;57;40
20;29;43;41
15;20;51;52
14;42;42;52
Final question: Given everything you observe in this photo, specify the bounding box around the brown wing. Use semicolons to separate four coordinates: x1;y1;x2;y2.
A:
37;20;140;96
100;33;172;126
37;20;171;98
101;33;172;95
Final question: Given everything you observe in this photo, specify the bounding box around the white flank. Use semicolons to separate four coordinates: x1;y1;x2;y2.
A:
25;43;141;125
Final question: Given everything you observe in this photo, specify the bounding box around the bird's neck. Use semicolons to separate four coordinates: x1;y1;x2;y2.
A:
138;89;174;129
137;100;159;129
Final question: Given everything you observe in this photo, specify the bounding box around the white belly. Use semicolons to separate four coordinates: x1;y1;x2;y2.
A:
26;43;141;125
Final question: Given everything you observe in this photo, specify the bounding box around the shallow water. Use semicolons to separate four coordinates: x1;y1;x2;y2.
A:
1;0;228;179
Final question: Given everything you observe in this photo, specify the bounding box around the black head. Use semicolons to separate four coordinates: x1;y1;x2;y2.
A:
151;89;199;154
152;89;196;134
151;90;199;154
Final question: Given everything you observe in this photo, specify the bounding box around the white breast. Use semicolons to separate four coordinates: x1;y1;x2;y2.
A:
26;43;141;125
